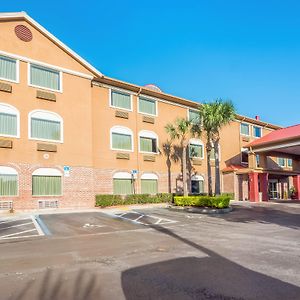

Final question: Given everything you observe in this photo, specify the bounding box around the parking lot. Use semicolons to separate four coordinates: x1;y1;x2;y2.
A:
0;201;299;300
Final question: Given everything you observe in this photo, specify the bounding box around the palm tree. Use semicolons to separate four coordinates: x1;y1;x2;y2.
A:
199;99;235;196
165;118;198;196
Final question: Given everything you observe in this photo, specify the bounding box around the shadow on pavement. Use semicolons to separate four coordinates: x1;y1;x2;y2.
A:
214;205;300;230
122;225;300;300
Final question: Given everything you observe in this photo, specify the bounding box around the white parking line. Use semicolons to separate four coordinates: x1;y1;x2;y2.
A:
0;217;31;225
31;216;45;236
0;229;36;239
0;221;33;230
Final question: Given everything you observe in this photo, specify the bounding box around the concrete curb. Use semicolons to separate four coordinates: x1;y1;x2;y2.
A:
168;205;233;214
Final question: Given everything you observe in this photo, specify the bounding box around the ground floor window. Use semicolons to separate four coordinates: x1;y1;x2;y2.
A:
0;166;18;196
191;175;204;194
32;168;62;196
141;179;158;194
113;179;133;195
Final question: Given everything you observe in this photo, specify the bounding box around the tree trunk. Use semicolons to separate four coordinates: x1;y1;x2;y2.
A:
182;145;188;196
206;143;213;196
214;139;221;195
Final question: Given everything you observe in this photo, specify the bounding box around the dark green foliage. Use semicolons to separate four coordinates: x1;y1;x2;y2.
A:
174;195;230;209
95;193;173;207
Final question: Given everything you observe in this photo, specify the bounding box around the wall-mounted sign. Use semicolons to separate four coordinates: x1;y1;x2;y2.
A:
64;166;71;177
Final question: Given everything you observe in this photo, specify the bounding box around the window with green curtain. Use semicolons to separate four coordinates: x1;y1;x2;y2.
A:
30;64;60;91
0;113;17;136
189;110;199;124
140;136;157;153
278;157;285;167
189;144;203;158
113;179;132;195
32;176;62;196
0;56;17;81
139;97;156;115
112;132;132;150
241;123;249;135
0;174;17;196
31;118;61;141
111;91;131;110
141;179;158;194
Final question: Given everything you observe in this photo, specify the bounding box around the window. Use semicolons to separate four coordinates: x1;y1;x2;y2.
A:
287;158;293;167
110;90;131;110
191;175;204;194
0;55;18;82
138;96;157;116
141;173;158;194
0;166;18;196
32;168;62;196
111;126;133;151
29;64;61;91
189;139;204;159
139;130;158;153
113;172;133;195
241;123;250;136
278;157;285;167
0;103;19;138
188;109;200;124
256;154;260;168
241;148;249;164
253;126;262;138
29;110;63;142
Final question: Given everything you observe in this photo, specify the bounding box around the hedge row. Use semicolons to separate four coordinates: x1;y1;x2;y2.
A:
95;193;173;207
174;195;231;209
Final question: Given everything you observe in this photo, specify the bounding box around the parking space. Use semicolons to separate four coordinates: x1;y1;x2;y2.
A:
0;216;44;240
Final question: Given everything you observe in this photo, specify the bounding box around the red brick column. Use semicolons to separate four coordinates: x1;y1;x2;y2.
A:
249;172;259;202
259;173;269;201
293;175;300;200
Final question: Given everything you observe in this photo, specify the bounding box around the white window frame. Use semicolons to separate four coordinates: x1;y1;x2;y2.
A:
0;103;20;138
0;166;19;197
287;158;293;168
277;157;286;167
253;125;262;138
140;173;158;180
137;95;158;117
0;55;20;83
138;130;158;154
110;126;134;152
191;174;205;194
113;172;132;179
240;122;250;136
32;168;63;197
241;147;249;165
109;88;133;112
189;138;204;159
28;63;63;93
28;110;64;143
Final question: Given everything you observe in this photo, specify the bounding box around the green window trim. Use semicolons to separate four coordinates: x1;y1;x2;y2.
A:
31;118;61;141
189;143;203;158
0;55;17;82
140;136;157;153
141;179;158;194
32;175;62;196
241;123;250;136
111;90;131;110
30;64;60;91
113;178;133;195
112;132;132;151
139;97;156;115
0;174;18;196
0;112;17;137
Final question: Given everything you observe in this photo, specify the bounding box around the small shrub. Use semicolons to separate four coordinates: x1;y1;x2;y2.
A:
174;195;230;209
95;193;172;207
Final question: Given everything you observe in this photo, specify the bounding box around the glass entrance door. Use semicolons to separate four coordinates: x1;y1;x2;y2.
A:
269;180;279;199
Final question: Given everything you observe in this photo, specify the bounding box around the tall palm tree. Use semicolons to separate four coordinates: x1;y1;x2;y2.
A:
165;118;198;196
199;99;235;196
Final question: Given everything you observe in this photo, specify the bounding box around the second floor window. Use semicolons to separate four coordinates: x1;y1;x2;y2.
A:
30;64;61;91
287;158;293;167
0;55;17;82
138;97;156;116
189;140;204;159
29;110;63;142
188;109;199;124
139;131;158;153
111;90;131;110
111;126;133;151
253;126;262;138
241;123;250;136
278;157;285;167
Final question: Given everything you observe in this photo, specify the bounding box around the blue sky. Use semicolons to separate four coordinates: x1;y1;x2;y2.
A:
3;1;300;126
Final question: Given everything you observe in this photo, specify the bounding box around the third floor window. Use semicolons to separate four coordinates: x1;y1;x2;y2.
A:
110;90;132;111
0;55;18;82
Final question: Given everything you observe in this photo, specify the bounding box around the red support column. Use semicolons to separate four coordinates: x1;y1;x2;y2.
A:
293;175;300;200
259;173;269;201
249;172;259;202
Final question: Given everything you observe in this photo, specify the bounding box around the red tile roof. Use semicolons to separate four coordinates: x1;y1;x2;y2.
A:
248;124;300;148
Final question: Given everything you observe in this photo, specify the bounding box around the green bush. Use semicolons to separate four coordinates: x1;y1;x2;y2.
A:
174;195;230;209
95;193;173;207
